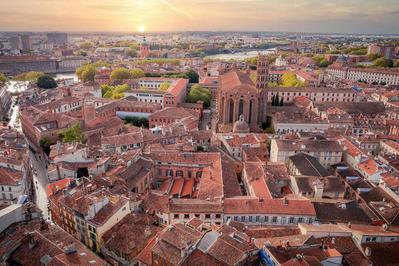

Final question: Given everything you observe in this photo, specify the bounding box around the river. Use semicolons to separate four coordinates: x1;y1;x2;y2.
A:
6;81;29;131
204;48;276;61
53;73;78;82
5;73;78;131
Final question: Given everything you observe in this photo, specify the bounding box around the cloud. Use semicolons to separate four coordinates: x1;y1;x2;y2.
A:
160;0;193;19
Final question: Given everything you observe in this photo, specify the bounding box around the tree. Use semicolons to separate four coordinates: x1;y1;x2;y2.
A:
373;58;394;68
76;65;96;82
0;73;7;84
264;125;274;134
37;75;57;89
60;123;84;143
159;82;170;91
267;82;279;87
91;61;110;68
250;73;257;83
281;72;304;87
102;84;129;99
39;138;53;156
318;59;331;68
313;55;331;67
395;60;399;67
368;53;380;61
110;68;132;80
124;116;149;128
130;68;145;79
14;71;45;81
77;51;87;56
125;49;137;57
185;70;199;83
245;57;258;66
186;84;211;107
79;42;92;50
350;48;367;55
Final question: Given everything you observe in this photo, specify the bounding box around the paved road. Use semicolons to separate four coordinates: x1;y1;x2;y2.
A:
200;111;211;130
29;151;50;220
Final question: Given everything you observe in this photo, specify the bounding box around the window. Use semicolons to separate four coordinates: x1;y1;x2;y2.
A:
298;217;304;223
184;214;189;219
215;214;221;219
264;216;269;223
8;187;11;192
255;216;260;222
289;217;294;224
241;216;245;222
249;216;253;222
205;214;211;219
272;216;278;223
371;237;377;242
365;237;371;242
195;214;200;218
174;214;179;219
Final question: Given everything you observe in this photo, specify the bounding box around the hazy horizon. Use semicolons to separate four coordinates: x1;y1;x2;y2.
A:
1;0;399;34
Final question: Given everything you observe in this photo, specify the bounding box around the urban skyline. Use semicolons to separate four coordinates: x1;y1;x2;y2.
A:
1;0;399;34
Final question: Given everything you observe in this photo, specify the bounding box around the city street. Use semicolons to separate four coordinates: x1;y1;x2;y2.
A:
29;151;50;220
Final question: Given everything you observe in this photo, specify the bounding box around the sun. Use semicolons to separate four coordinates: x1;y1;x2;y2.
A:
137;25;146;33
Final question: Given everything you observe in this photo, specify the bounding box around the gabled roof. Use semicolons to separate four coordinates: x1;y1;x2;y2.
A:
220;69;257;94
289;153;328;177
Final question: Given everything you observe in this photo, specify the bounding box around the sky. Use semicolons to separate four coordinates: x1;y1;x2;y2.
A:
1;0;399;34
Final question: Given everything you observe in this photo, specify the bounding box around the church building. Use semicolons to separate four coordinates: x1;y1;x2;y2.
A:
217;55;269;132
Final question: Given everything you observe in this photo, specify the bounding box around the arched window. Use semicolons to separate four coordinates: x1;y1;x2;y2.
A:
228;99;234;123
238;99;244;116
249;99;254;124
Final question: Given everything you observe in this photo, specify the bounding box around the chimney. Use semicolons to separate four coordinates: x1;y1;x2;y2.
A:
313;179;324;199
64;242;77;255
365;247;372;257
382;223;389;231
282;197;288;205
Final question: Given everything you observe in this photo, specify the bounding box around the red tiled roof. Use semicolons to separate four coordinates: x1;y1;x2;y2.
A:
220;69;257;94
0;167;23;186
181;178;195;197
46;178;74;197
167;78;188;97
224;197;316;216
170;178;185;196
358;158;380;175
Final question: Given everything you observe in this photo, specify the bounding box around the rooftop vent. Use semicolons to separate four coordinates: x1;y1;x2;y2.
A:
64;244;77;255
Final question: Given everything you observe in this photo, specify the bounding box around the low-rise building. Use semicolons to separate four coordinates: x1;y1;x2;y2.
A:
327;66;399;85
223;197;316;226
270;138;342;167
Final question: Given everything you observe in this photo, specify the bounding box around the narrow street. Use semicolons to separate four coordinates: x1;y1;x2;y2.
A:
29;151;50;220
200;109;211;130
